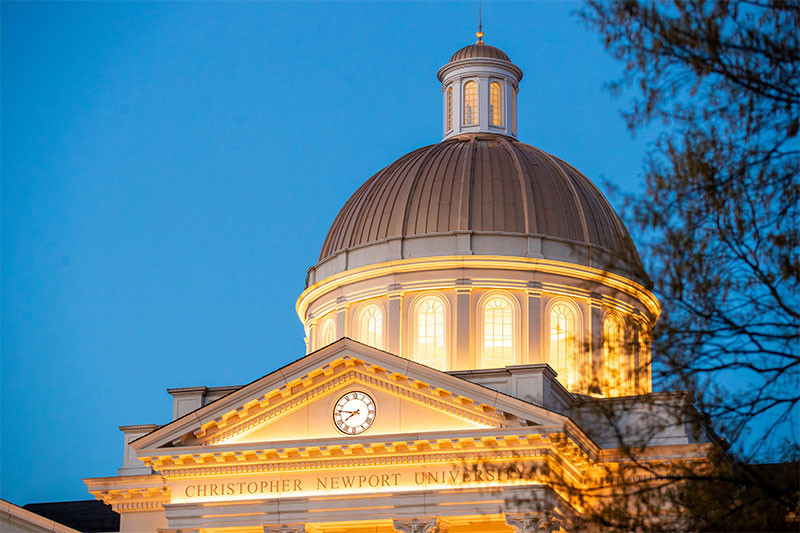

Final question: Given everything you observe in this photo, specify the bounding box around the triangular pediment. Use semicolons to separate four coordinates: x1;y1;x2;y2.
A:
133;339;569;455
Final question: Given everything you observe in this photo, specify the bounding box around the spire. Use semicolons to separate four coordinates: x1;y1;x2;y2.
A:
476;3;484;44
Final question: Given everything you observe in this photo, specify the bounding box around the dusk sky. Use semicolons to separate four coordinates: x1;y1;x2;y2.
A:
1;2;658;504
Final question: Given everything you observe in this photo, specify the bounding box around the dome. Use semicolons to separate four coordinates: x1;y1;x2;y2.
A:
449;43;511;62
318;134;646;281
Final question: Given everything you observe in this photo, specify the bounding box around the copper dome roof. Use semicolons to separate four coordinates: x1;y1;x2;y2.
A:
319;134;645;278
449;43;511;62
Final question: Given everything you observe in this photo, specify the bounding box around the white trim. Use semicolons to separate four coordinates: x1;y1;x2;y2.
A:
407;292;452;371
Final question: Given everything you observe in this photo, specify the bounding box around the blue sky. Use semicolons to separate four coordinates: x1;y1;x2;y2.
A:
1;1;656;504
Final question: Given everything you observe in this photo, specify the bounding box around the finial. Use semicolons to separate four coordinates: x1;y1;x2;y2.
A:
476;3;484;44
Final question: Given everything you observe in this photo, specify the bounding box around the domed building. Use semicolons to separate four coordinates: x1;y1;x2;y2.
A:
84;35;713;533
300;38;657;398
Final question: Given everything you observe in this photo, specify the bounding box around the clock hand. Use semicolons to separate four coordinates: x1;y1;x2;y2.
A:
345;410;360;421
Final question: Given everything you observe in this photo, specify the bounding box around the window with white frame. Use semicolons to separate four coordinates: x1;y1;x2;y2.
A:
549;303;576;389
446;86;453;131
414;297;446;370
320;317;335;348
489;81;503;126
463;81;478;126
357;304;383;350
481;295;514;368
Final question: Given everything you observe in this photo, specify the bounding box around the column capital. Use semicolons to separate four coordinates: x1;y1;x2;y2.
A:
454;278;473;293
505;512;562;533
526;280;543;296
589;291;604;308
388;283;404;299
393;517;448;533
335;296;349;311
263;525;321;533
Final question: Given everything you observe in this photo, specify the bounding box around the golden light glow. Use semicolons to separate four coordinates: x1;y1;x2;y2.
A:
481;296;513;368
168;460;545;505
414;297;446;370
490;81;503;127
463;81;478;125
357;304;383;350
549;303;575;389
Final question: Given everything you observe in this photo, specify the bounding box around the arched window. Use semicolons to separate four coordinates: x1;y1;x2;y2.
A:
463;81;478;126
414;297;446;370
320;317;335;348
490;81;503;126
603;315;623;395
446;86;453;131
357;304;383;349
511;89;517;134
549;303;575;389
481;296;514;368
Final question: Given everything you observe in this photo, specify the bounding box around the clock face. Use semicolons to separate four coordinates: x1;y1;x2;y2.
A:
333;391;376;435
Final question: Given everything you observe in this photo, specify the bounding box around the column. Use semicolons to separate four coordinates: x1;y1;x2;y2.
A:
387;284;403;355
307;320;317;354
526;282;543;364
454;280;472;370
589;293;604;395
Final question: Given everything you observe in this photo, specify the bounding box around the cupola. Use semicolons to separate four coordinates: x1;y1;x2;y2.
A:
437;29;523;140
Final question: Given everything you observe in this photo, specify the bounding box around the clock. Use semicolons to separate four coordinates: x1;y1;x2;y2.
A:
333;391;376;435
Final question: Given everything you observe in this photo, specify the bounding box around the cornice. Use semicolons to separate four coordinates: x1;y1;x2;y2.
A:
297;256;660;320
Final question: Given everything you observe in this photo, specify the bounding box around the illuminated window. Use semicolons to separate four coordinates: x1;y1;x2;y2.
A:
490;81;503;126
414;297;446;370
320;318;335;348
446;86;453;131
603;315;623;395
357;304;383;349
463;81;478;125
549;303;575;389
481;296;514;368
511;89;517;134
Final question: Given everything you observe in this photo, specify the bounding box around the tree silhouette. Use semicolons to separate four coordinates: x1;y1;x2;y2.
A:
571;0;799;529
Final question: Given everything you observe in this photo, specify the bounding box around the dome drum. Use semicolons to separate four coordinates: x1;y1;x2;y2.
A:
298;256;658;397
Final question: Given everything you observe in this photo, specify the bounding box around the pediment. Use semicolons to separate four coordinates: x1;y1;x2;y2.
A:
133;339;568;454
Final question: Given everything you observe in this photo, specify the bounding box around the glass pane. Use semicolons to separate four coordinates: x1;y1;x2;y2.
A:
490;82;503;126
463;81;478;126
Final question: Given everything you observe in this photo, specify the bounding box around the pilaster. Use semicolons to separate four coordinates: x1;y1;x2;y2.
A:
526;282;543;364
478;75;490;129
454;280;472;370
387;284;403;355
307;320;316;354
589;293;604;395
